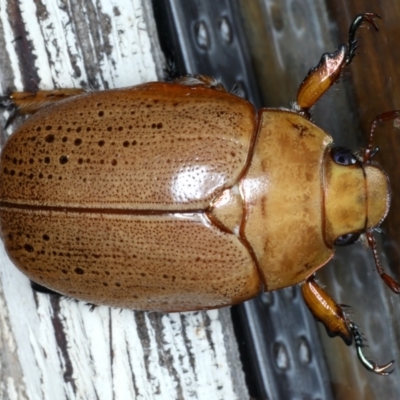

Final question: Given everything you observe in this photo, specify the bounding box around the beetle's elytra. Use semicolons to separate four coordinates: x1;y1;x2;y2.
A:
0;13;399;375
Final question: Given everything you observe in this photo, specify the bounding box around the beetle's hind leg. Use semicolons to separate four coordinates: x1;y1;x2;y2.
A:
30;281;98;311
30;280;63;296
0;88;85;134
296;13;380;118
302;276;394;375
0;88;85;121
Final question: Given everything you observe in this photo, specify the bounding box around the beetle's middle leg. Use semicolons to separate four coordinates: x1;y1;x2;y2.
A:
302;275;394;375
296;13;380;118
174;74;227;92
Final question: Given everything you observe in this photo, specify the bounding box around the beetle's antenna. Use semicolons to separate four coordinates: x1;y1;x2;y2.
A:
348;321;394;375
364;110;400;162
366;230;400;293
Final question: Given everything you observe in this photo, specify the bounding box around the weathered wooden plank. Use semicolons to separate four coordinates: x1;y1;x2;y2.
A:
0;1;249;399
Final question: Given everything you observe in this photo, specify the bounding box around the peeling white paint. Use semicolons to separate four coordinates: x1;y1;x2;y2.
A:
0;3;22;91
18;0;58;89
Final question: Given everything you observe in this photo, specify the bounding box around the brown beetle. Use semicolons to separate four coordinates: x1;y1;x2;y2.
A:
0;13;398;375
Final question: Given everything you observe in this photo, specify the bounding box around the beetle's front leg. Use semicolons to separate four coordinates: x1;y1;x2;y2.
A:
302;275;394;375
296;13;380;117
301;276;352;344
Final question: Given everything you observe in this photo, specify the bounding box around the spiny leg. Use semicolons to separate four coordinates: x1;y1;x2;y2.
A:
349;321;394;375
296;13;380;118
302;275;394;375
346;13;380;65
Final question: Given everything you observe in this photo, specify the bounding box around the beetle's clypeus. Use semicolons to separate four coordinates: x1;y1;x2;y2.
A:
0;13;399;375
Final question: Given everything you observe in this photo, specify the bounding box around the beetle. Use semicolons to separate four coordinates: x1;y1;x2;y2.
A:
0;12;398;375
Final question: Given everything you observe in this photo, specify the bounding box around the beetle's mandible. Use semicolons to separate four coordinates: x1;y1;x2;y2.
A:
0;13;399;375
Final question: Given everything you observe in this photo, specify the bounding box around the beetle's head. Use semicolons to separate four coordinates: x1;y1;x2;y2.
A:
324;111;400;294
323;146;390;247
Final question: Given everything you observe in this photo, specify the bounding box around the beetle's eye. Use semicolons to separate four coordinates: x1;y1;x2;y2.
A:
334;232;360;246
331;147;357;166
